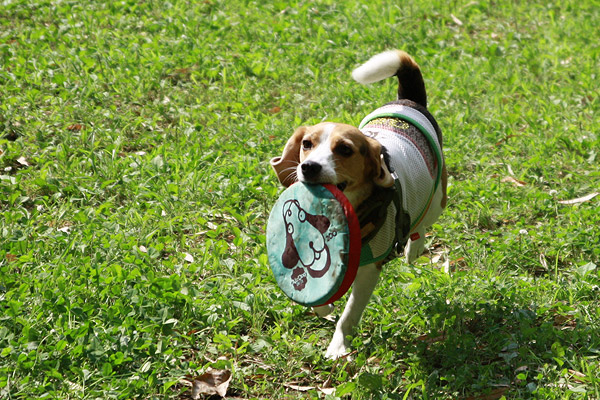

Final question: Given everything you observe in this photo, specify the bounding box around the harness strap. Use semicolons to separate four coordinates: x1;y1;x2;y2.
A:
390;172;411;256
358;172;410;266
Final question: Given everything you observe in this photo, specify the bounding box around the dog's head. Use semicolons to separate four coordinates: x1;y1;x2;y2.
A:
271;122;394;208
281;199;331;282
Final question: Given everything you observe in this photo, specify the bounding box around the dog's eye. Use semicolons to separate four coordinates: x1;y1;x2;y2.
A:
298;210;306;222
302;140;313;150
335;144;354;157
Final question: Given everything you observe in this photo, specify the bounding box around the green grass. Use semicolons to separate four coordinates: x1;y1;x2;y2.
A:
1;0;599;398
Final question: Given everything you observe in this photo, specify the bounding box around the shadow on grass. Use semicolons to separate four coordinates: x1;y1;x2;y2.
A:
367;293;599;399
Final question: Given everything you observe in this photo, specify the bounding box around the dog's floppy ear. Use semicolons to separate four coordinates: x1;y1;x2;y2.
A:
282;228;300;269
305;212;331;234
365;136;394;188
270;126;307;187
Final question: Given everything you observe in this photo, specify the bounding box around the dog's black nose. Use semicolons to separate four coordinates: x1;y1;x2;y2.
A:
301;161;322;179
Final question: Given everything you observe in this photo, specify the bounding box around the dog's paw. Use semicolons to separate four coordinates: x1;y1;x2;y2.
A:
313;304;334;318
324;332;351;360
325;343;349;360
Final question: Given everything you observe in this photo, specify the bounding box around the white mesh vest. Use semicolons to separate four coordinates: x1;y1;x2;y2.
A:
358;103;443;265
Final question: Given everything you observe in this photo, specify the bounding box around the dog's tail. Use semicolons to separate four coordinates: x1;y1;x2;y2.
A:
352;50;427;107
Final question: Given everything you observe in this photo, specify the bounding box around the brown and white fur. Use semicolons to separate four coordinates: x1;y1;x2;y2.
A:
271;50;447;359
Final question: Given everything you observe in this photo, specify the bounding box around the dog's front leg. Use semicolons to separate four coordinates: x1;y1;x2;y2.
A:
325;263;381;359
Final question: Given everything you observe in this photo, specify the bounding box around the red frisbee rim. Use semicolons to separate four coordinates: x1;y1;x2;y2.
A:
316;184;361;306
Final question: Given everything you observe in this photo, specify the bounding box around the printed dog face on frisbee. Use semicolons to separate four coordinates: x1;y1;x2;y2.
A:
281;199;331;279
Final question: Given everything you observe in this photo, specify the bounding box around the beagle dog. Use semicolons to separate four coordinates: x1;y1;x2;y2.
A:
271;50;447;359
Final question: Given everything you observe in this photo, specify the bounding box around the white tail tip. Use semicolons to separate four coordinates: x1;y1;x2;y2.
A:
352;50;402;84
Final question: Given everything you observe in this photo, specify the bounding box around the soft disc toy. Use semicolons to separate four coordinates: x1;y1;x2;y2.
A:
267;183;361;307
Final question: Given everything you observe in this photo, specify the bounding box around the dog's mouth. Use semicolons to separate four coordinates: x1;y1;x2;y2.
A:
336;181;348;192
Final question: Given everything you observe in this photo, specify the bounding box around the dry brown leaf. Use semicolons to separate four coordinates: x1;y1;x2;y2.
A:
6;254;18;263
450;257;467;268
495;134;522;146
539;253;549;270
506;164;516;176
416;332;446;344
450;14;463;26
501;176;526;187
207;221;219;230
57;226;71;234
67;124;84;131
465;387;510;400
554;314;576;329
283;383;315;392
568;369;586;383
366;356;382;364
190;369;232;398
172;67;192;75
319;387;336;395
557;192;599;205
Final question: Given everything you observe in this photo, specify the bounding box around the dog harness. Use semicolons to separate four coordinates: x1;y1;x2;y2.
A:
357;103;443;266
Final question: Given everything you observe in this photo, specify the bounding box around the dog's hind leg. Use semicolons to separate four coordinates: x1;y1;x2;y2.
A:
405;228;426;264
325;263;381;359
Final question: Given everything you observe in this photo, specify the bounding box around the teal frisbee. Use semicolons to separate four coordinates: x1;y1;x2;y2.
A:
267;183;361;307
